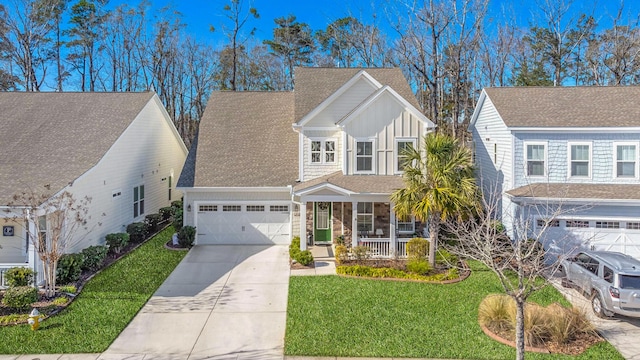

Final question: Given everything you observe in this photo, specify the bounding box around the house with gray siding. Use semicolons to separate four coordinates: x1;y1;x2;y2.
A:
470;86;640;259
178;67;435;256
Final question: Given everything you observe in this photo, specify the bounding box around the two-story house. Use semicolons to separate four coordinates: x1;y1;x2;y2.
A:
470;86;640;259
178;67;435;256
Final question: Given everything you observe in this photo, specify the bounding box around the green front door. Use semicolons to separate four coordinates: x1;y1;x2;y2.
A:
314;202;332;244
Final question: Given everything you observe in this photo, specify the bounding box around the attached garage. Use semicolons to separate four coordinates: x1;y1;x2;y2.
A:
537;218;640;259
194;203;291;245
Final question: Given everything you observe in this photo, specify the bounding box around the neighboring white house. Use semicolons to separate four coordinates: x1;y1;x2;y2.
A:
0;92;188;285
470;86;640;259
178;67;435;256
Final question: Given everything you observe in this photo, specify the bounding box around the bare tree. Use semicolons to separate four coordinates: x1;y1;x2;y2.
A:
7;187;93;297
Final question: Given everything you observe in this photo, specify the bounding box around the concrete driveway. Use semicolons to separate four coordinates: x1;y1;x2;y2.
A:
104;244;290;360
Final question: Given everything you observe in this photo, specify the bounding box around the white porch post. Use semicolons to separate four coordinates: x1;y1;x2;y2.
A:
26;211;39;284
352;201;358;248
299;202;307;250
390;203;396;257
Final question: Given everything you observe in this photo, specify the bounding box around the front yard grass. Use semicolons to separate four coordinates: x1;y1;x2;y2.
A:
285;262;623;359
0;226;187;354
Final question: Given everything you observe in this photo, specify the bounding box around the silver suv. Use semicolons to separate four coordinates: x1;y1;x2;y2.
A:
561;250;640;318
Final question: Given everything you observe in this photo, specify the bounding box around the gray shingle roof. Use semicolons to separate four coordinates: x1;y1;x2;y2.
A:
293;171;404;194
507;183;640;201
0;91;155;206
484;86;640;128
192;92;298;187
294;67;421;122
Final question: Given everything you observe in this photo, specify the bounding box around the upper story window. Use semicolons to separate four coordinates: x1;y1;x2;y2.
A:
356;140;374;173
569;143;591;178
615;143;637;178
396;139;416;173
311;139;336;164
525;143;546;177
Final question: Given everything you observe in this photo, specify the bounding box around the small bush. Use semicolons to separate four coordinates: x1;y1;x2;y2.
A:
145;213;163;234
4;267;35;287
126;222;147;243
53;296;68;306
407;259;432;275
1;286;38;310
80;245;108;271
407;237;429;261
352;245;370;261
546;303;595;344
57;253;84;285
172;208;184;232
171;200;183;209
289;237;314;265
177;225;196;248
59;285;77;294
106;232;129;254
297;250;314;266
335;245;348;264
290;236;301;259
159;206;174;221
522;303;550;347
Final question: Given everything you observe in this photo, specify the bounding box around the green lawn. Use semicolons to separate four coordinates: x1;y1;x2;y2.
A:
285;262;624;359
0;226;187;354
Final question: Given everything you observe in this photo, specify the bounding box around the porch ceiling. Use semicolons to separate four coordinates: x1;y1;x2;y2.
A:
294;171;404;195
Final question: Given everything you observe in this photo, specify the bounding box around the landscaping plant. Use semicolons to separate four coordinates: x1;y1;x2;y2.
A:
56;253;84;285
177;225;196;248
106;232;130;254
126;222;147;243
80;245;108;271
4;267;35;287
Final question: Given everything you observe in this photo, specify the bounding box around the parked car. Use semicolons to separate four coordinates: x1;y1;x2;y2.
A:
561;250;640;318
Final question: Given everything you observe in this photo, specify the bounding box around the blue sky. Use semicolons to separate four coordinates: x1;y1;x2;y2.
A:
112;0;640;45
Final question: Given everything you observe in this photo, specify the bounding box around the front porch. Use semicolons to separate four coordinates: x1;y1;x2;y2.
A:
1;216;40;288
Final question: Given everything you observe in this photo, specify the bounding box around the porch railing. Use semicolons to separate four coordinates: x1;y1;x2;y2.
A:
359;238;391;258
396;238;410;258
0;264;31;289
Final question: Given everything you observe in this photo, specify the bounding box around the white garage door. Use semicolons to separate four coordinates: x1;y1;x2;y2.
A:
538;218;640;259
195;204;290;245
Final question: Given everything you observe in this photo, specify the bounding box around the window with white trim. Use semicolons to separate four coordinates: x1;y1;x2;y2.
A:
133;185;144;218
396;139;416;173
525;143;545;177
357;202;373;233
569;143;590;177
356;141;373;172
310;139;336;164
616;143;637;178
397;216;415;233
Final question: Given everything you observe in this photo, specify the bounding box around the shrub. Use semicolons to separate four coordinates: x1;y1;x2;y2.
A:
57;253;84;285
297;250;314;266
335;245;348;264
290;236;301;259
159;206;174;221
177;225;196;248
522;303;550;347
1;286;38;310
59;285;77;294
126;222;147;243
53;296;69;306
145;213;163;234
546;303;595;344
407;259;432;275
4;267;35;287
171;200;183;209
352;245;370;261
478;294;515;332
289;237;314;265
80;245;108;271
106;232;129;254
172;208;184;232
407;237;429;261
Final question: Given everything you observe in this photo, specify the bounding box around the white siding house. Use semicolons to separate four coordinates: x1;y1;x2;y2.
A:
470;86;640;260
0;92;187;285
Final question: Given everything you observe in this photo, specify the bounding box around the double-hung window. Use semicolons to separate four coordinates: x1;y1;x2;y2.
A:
310;139;336;164
397;216;415;234
525;143;545;177
569;143;591;178
356;140;374;173
356;202;373;233
615;143;637;178
396;139;416;173
133;185;145;218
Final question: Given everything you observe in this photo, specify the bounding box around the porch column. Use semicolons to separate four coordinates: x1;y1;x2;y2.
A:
26;211;39;285
299;202;307;250
352;201;358;248
390;203;397;257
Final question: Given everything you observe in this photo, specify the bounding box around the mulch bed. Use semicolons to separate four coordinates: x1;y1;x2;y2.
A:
290;260;315;270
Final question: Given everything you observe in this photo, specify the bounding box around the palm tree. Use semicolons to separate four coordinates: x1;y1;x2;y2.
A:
391;132;478;267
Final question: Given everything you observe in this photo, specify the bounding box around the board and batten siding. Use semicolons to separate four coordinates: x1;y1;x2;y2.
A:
343;92;424;175
182;189;292;227
304;77;378;127
513;132;640;188
302;129;342;180
61;95;187;253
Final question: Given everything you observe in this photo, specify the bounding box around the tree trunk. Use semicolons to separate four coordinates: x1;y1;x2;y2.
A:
428;215;439;267
515;297;525;360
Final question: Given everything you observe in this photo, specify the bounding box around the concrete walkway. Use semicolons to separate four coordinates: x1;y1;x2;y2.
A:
104;244;291;360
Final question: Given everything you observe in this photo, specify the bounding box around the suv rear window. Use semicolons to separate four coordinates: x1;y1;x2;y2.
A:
620;275;640;289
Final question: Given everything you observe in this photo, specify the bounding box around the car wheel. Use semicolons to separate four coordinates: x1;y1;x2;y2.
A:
591;292;607;318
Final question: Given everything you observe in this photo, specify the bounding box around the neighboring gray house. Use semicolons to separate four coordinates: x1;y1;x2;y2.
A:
470;86;640;259
178;67;435;256
0;92;187;285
